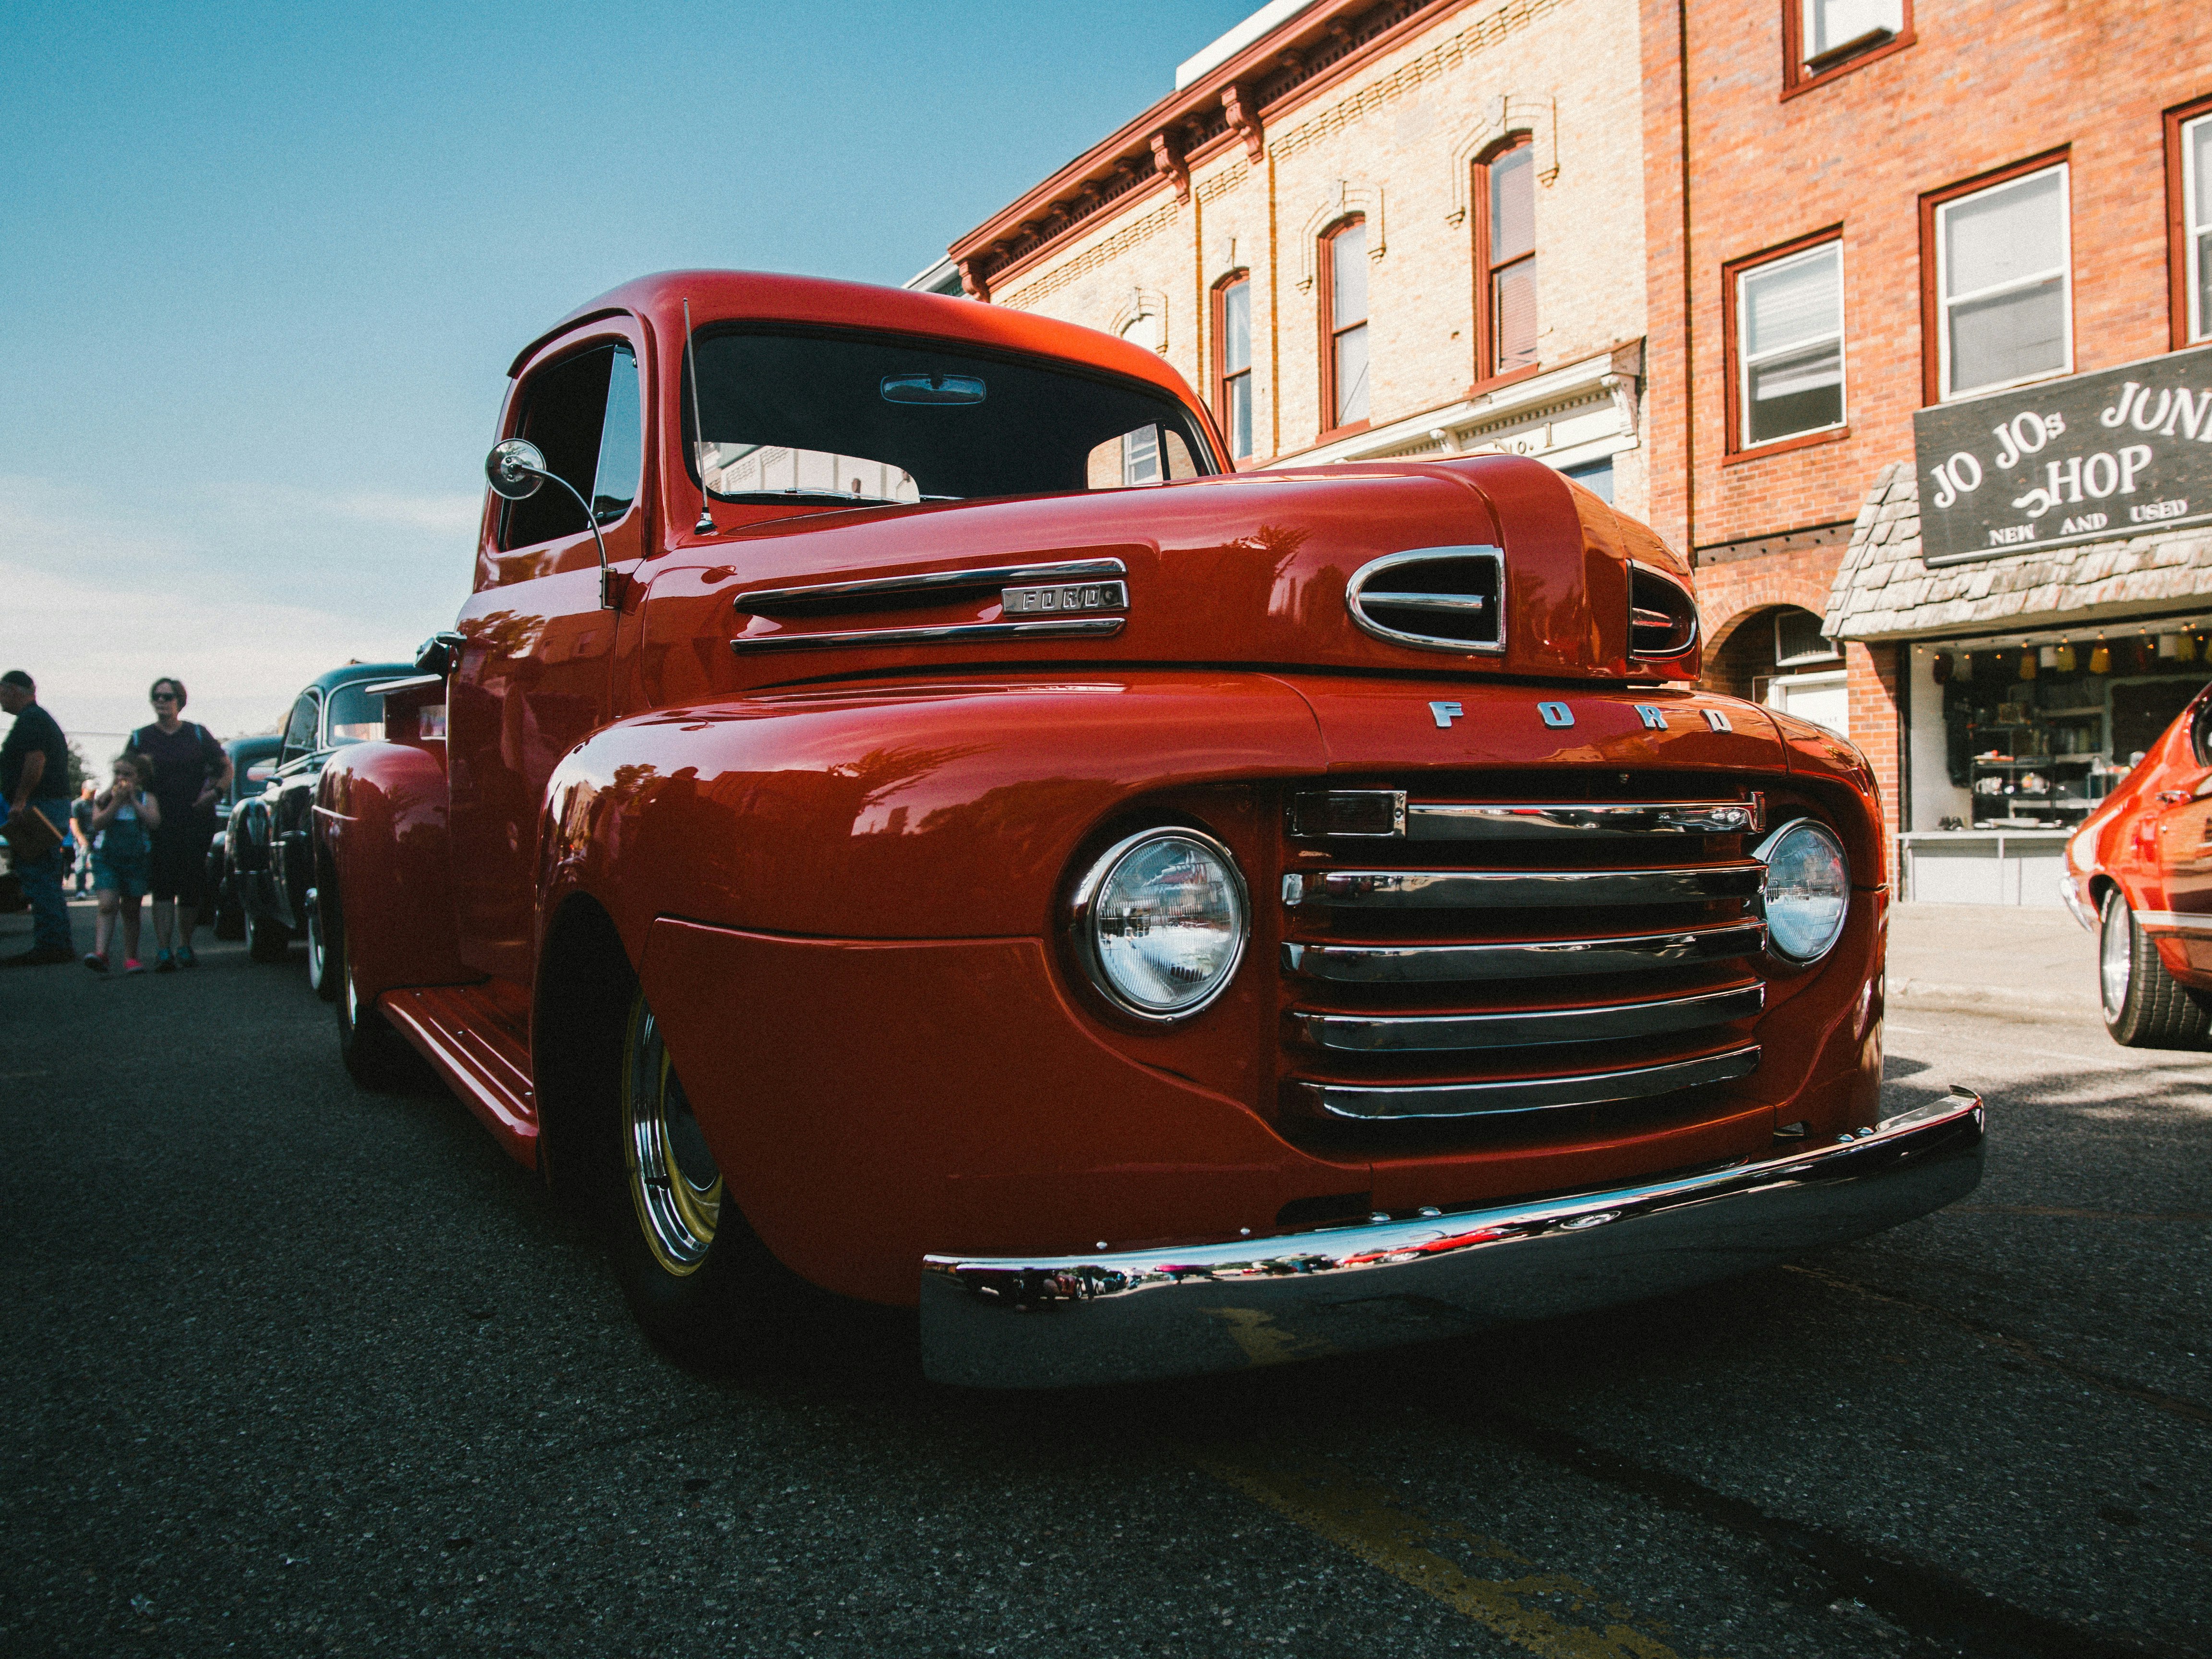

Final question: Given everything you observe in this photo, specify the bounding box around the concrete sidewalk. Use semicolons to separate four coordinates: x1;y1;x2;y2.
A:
1887;900;2100;1019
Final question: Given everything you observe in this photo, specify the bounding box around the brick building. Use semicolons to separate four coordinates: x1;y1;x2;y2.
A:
1643;0;2212;901
932;0;2212;903
942;0;1651;511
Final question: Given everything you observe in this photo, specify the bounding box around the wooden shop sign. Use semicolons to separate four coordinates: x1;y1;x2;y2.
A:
1913;342;2212;566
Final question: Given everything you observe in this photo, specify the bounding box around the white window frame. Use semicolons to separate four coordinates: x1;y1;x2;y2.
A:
1935;162;2073;403
1736;240;1847;449
2187;110;2212;345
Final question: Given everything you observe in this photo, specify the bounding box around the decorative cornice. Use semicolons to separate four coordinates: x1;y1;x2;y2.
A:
948;0;1471;295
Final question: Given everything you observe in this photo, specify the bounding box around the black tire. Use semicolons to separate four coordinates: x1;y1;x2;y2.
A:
213;877;245;941
245;903;290;963
333;887;428;1090
305;887;337;1001
2100;888;2212;1048
588;986;796;1363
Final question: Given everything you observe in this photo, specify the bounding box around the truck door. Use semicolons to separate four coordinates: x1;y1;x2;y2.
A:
448;326;647;984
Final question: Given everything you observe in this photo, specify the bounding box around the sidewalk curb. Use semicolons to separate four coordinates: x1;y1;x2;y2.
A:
1888;977;2093;1017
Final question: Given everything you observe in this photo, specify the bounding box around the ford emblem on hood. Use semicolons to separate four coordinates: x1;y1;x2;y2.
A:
1344;546;1506;654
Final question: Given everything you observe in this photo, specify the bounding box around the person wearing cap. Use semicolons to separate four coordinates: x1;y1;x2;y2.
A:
0;669;77;966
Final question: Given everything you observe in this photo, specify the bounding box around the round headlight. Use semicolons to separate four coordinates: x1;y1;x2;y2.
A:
1071;828;1250;1020
1756;818;1850;964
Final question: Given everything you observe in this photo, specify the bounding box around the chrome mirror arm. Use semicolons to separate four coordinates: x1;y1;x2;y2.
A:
484;438;615;609
524;469;615;611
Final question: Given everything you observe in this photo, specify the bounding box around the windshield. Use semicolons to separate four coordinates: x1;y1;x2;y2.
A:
682;327;1215;505
325;683;386;747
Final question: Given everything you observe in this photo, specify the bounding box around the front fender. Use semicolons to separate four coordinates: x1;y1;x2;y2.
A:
537;672;1329;953
317;741;470;1000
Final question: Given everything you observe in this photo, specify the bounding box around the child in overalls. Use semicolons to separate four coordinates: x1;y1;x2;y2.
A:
85;755;160;974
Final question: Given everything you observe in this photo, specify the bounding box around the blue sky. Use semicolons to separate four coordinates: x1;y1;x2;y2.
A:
0;0;1257;745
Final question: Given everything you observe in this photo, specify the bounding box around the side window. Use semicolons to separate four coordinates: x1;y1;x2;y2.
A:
1475;141;1538;378
2193;692;2212;769
499;345;619;550
2176;103;2212;346
592;346;642;524
1321;217;1370;429
1214;274;1253;460
279;694;318;767
1783;0;1910;93
1927;161;2071;402
1086;426;1202;488
1731;238;1845;448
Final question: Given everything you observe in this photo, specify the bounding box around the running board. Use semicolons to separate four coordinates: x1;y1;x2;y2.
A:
379;984;539;1168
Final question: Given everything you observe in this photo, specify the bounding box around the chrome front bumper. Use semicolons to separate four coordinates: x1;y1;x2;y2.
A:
919;1090;1984;1389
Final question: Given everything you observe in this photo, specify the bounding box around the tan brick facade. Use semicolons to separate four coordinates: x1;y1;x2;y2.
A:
951;0;1652;512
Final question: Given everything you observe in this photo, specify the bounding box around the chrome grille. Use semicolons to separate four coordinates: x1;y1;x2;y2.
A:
1280;788;1767;1122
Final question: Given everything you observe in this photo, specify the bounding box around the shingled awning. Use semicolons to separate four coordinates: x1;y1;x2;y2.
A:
1822;463;2212;641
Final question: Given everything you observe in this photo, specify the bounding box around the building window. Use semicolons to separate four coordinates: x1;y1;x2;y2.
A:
1321;217;1369;430
1561;457;1613;503
1214;274;1253;459
1474;139;1538;379
1781;0;1911;95
1730;238;1845;449
1926;158;2071;403
2173;99;2212;347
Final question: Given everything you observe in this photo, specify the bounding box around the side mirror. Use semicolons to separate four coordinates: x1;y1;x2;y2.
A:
481;439;614;610
486;439;548;500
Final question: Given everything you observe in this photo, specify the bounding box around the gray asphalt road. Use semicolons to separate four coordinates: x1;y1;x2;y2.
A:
2;899;2207;1659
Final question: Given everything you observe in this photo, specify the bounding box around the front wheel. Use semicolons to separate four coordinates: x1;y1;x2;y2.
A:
2100;888;2212;1048
305;888;337;1001
334;887;427;1089
245;902;290;964
213;875;245;941
595;990;793;1361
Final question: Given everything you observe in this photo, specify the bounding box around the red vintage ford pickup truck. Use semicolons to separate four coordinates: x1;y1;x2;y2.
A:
317;270;1983;1387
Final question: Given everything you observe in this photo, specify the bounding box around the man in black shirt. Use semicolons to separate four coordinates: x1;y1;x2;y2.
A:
1;669;77;965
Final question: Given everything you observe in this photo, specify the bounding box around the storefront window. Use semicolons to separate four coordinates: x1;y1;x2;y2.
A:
1924;627;2212;830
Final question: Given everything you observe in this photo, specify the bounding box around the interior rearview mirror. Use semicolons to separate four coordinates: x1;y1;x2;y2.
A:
486;438;547;500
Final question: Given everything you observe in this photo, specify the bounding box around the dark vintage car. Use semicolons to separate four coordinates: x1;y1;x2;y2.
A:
227;662;411;985
206;734;283;940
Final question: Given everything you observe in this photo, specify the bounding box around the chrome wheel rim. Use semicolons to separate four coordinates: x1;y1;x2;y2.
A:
305;891;326;987
342;926;363;1029
623;998;722;1275
2100;894;2132;1019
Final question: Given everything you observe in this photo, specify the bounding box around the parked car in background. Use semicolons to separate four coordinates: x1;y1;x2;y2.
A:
227;662;411;986
2063;684;2212;1047
206;734;282;940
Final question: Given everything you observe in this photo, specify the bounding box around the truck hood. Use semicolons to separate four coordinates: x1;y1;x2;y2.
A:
646;455;1698;698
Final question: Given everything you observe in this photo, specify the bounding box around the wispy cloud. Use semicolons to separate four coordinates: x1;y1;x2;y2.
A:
0;474;464;740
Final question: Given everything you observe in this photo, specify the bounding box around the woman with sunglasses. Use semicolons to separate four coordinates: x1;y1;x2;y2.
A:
128;677;231;971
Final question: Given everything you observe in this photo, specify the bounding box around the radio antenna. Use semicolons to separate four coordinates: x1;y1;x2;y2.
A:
683;298;715;535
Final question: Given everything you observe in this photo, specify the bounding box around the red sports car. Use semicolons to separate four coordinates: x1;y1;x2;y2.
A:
2062;686;2212;1046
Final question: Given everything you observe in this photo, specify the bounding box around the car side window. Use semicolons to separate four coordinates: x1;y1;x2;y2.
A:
500;344;623;551
1084;424;1201;488
278;694;319;768
592;346;642;525
2192;694;2212;768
